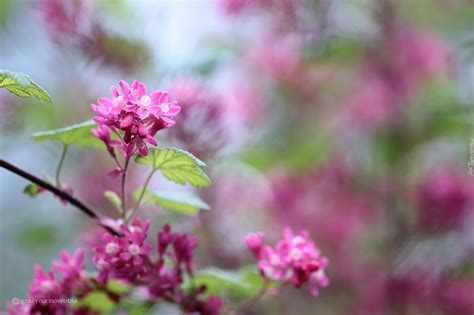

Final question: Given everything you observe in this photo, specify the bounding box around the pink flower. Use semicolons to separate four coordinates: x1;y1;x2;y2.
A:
35;0;86;43
51;249;88;295
344;27;450;130
190;295;224;315
91;125;122;157
29;265;62;300
245;232;264;256
157;224;197;274
219;0;259;14
437;277;474;315
93;218;152;282
5;221;220;314
91;80;180;157
416;169;474;232
19;249;90;314
167;78;227;159
246;33;302;81
246;228;329;296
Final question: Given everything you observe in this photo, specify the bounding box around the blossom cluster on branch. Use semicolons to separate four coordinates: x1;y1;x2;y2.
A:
6;219;223;315
246;228;329;296
91;80;181;158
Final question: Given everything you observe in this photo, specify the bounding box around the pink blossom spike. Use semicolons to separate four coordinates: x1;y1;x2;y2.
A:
245;228;329;297
90;80;181;160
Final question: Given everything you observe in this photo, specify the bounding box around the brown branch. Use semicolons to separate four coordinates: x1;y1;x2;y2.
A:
0;158;120;236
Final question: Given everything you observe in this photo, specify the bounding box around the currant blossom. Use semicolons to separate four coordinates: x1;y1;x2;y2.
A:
5;250;90;315
416;169;474;232
93;218;152;282
5;220;221;315
51;249;88;295
91;80;180;157
167;78;228;160
245;228;329;296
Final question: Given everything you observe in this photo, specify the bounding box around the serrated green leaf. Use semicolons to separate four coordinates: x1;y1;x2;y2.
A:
23;183;42;197
135;148;211;188
32;120;103;148
133;188;210;215
104;191;122;213
0;69;52;103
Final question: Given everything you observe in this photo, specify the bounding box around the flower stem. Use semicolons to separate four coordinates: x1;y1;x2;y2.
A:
55;144;68;187
0;159;120;236
230;278;271;314
128;169;156;223
121;158;130;220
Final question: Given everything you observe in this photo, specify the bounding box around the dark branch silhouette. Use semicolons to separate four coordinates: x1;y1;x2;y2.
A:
0;159;120;236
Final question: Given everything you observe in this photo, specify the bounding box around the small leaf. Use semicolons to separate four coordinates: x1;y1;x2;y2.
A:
23;183;42;197
192;266;267;297
133;188;210;215
15;223;59;250
104;191;122;213
125;302;156;315
32;120;103;148
0;69;52;103
135;148;211;188
106;279;130;295
76;291;116;313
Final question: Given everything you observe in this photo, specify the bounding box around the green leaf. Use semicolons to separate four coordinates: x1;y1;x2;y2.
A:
106;279;130;295
32;120;103;148
76;292;116;313
0;69;52;103
23;183;42;197
104;191;122;213
193;266;266;297
15;223;59;250
133;188;210;215
135;148;211;188
124;302;156;315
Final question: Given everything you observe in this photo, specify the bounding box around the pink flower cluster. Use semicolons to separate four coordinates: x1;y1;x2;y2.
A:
6;220;222;315
416;169;474;232
93;218;152;282
167;78;228;159
219;0;301;16
91;80;180;158
35;0;87;43
35;0;149;72
346;27;450;129
7;250;89;315
93;219;222;314
245;228;329;296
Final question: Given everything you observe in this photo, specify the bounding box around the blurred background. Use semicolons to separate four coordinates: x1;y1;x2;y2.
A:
1;0;474;314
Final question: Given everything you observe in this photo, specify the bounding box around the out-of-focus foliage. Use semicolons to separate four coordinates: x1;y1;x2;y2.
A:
1;0;474;314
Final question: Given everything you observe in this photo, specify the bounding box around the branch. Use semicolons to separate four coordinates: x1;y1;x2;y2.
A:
0;158;120;236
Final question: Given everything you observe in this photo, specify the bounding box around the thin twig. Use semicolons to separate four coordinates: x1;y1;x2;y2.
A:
121;158;130;219
55;144;68;187
230;278;271;314
0;159;120;236
128;169;156;223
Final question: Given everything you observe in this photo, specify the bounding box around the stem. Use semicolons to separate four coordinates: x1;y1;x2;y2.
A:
55;144;68;187
0;159;120;236
230;278;271;314
128;169;156;223
121;158;130;220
